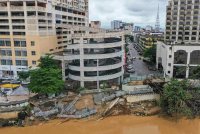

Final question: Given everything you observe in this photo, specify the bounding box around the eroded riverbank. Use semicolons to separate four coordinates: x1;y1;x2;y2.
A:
0;115;200;134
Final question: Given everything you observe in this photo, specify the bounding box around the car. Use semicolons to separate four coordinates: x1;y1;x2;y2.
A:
138;52;143;55
127;60;132;64
132;57;136;61
127;69;135;73
127;65;133;69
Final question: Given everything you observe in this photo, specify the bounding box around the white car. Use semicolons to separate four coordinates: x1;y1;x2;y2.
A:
127;69;135;73
132;57;136;60
127;65;133;69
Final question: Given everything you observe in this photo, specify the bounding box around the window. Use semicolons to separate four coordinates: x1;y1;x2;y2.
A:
14;41;20;47
31;41;35;46
0;40;3;46
0;39;11;46
21;51;27;56
5;40;11;46
15;50;27;57
169;55;172;58
15;60;28;66
32;61;36;65
185;37;189;40
168;71;171;74
21;41;26;47
31;51;36;55
168;63;171;66
191;37;196;40
14;40;26;47
0;59;12;65
15;50;21;56
0;49;12;56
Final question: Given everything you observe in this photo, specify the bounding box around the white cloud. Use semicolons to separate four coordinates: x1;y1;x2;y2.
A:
89;0;168;29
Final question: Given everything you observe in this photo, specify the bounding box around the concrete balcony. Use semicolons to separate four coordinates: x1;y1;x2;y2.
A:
26;6;45;11
0;16;8;19
38;7;46;11
0;7;8;11
12;29;25;32
12;23;25;26
69;62;123;72
57;50;123;60
11;16;24;19
69;71;123;82
0;29;9;32
67;42;122;49
72;32;125;38
38;16;47;20
26;6;36;11
38;0;47;3
38;22;47;26
0;23;9;25
10;6;24;11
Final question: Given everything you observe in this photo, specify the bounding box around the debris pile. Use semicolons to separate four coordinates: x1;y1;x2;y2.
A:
0;86;161;127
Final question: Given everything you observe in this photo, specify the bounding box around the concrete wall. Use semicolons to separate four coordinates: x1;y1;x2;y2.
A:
126;94;160;103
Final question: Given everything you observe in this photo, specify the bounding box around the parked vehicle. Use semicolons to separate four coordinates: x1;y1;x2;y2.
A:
127;65;133;70
127;68;135;73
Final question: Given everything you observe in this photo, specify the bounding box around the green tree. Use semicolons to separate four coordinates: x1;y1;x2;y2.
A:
190;66;200;79
125;35;134;43
18;71;30;81
160;79;192;117
28;55;64;94
143;44;156;64
38;54;59;69
29;68;64;94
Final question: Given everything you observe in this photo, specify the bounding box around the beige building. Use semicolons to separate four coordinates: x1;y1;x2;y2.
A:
157;0;200;79
0;0;89;79
90;21;101;29
165;0;200;43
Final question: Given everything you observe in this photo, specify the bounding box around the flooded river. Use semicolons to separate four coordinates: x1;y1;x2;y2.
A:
0;116;200;134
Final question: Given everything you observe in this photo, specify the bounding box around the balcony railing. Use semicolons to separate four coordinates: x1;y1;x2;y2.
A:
10;6;24;11
26;6;46;11
0;7;8;11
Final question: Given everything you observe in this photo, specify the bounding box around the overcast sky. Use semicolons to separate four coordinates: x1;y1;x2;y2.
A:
89;0;168;29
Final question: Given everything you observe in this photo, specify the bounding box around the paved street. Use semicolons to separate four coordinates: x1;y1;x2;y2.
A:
127;43;157;76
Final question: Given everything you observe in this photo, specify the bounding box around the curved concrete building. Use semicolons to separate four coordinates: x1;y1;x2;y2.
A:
55;32;125;89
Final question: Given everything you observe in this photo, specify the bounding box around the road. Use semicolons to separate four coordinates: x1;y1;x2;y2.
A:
127;43;157;76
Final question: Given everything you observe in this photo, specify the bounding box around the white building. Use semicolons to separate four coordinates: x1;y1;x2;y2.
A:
157;42;200;79
54;30;127;89
156;0;200;79
123;23;134;32
111;20;123;29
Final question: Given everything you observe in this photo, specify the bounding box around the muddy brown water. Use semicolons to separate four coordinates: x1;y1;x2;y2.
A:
0;115;200;134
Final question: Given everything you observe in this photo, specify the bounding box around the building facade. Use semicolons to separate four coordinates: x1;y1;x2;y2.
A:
0;0;89;79
90;21;101;29
111;20;123;30
139;33;164;50
157;0;200;79
54;31;126;89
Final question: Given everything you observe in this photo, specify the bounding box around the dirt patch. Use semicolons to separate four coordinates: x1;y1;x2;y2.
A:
75;95;95;110
0;112;18;119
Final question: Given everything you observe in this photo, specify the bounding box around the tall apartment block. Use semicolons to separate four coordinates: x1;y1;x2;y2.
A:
111;20;123;30
157;0;200;79
0;0;89;79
